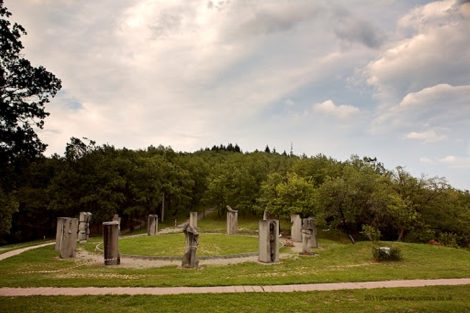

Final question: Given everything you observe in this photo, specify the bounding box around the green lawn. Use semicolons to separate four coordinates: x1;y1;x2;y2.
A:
197;215;260;233
117;233;258;257
0;240;52;255
1;239;470;288
0;286;468;312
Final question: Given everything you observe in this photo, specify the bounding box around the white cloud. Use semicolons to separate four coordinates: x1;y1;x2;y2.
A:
438;155;470;168
7;0;470;190
312;100;359;119
419;157;436;165
366;0;470;101
373;84;470;131
405;129;447;143
9;0;383;155
418;155;470;169
397;0;456;33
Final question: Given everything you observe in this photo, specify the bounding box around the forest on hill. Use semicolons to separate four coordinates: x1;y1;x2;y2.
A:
1;138;469;247
2;1;469;248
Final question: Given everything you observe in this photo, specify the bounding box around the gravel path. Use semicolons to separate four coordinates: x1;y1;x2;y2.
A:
0;242;54;261
1;278;469;296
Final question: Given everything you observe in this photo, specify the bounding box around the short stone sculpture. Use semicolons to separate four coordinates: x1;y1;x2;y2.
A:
78;212;92;242
56;217;78;258
189;211;198;229
290;214;302;242
258;219;279;263
182;223;199;268
103;221;120;265
226;205;238;235
301;217;317;255
147;214;158;236
112;214;121;232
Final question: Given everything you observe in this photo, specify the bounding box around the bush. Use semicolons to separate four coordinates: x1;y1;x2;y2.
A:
437;232;459;248
361;224;381;242
404;228;435;243
372;246;402;262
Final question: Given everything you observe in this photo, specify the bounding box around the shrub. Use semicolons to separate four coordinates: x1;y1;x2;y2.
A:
361;224;381;242
437;232;459;248
404;228;435;243
372;246;402;262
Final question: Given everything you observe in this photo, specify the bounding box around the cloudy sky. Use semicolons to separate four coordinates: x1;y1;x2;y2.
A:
7;0;470;190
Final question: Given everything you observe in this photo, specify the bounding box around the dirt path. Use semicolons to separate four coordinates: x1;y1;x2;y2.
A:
1;278;469;296
0;242;54;262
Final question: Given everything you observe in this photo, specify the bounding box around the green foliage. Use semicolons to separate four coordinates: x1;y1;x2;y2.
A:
0;1;60;241
0;187;18;236
2;134;470;247
361;225;381;242
0;2;61;168
257;172;317;217
437;232;459;248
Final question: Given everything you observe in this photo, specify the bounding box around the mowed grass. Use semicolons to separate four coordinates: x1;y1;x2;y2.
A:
1;238;470;287
0;286;469;312
197;215;260;233
0;240;52;255
118;233;258;257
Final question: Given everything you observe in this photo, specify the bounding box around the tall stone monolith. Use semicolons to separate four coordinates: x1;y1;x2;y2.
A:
103;221;120;265
290;214;302;242
78;212;92;242
58;217;79;258
147;214;158;236
258;219;279;263
182;223;199;268
301;217;317;254
55;217;67;252
226;205;238;235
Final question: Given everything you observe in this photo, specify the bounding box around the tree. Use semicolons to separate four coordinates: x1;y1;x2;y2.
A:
257;172;317;218
0;1;61;172
0;2;61;237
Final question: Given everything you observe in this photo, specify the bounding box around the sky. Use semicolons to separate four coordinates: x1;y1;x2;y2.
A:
7;0;470;190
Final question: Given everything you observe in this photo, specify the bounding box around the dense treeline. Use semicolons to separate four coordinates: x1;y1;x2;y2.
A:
1;138;470;247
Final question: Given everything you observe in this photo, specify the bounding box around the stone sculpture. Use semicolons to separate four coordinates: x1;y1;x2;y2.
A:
55;217;67;252
112;214;121;232
182;223;199;268
147;214;158;236
226;205;238;235
103;221;120;265
56;217;78;258
78;212;92;242
301;217;318;254
258;219;279;263
290;214;302;242
189;212;198;229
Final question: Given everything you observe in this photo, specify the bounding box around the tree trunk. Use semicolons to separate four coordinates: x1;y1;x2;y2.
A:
161;192;165;222
397;228;405;241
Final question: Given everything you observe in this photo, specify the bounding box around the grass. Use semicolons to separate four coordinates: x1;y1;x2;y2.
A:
1;238;470;287
0;239;52;255
197;215;260;233
0;285;469;312
117;233;258;257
